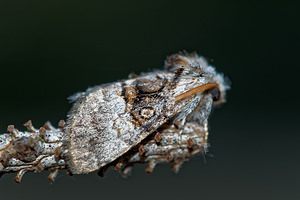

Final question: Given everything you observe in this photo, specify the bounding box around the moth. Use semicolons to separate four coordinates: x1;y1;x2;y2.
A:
0;52;229;182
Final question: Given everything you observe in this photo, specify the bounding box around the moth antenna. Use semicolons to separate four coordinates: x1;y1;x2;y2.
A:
175;83;219;102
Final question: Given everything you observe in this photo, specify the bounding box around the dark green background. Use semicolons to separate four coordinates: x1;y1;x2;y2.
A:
0;0;299;199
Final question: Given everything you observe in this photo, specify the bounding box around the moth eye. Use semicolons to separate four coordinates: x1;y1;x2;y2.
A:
210;87;220;101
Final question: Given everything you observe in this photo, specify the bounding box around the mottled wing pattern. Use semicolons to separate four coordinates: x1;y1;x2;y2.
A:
65;73;191;174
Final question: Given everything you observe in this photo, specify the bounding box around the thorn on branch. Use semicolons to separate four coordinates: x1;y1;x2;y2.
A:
48;169;59;182
24;120;37;132
58;120;65;128
14;169;27;183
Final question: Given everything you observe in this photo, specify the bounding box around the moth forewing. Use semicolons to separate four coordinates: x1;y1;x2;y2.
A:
64;73;196;174
65;53;227;174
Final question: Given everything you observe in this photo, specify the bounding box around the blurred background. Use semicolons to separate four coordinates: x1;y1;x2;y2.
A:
0;0;299;199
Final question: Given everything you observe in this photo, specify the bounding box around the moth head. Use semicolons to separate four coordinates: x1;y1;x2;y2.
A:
165;52;230;105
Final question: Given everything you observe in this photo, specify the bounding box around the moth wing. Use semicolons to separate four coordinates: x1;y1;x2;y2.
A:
65;73;191;174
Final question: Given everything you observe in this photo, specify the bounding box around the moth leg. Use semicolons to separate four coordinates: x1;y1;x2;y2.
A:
145;160;157;174
48;168;59;182
14;169;27;183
